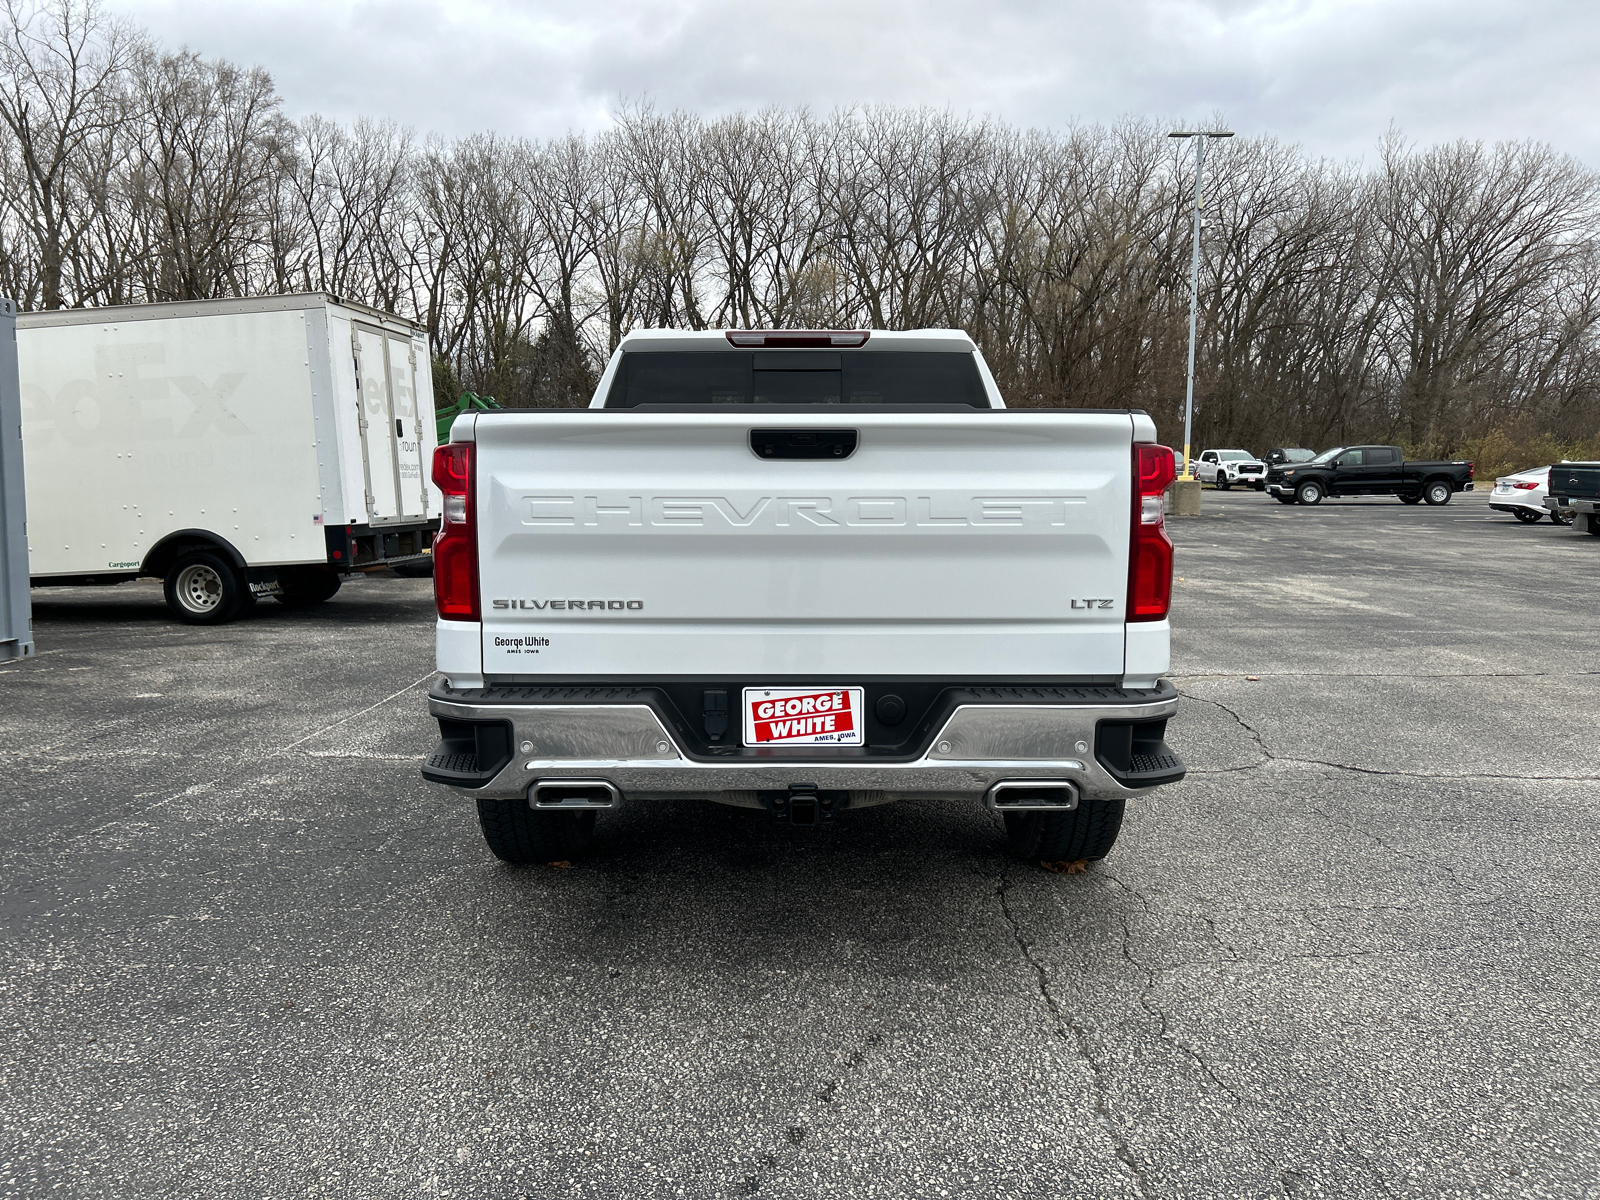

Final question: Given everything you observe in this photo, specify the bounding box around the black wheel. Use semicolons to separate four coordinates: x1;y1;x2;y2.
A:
274;567;342;607
1216;475;1231;491
476;798;597;864
1586;514;1600;538
1005;799;1125;864
1296;481;1324;506
1512;508;1542;524
393;561;433;579
163;550;250;625
1549;509;1574;526
1423;480;1452;505
1399;494;1423;505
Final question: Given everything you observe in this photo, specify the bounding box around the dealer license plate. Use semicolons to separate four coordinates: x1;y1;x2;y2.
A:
742;687;865;746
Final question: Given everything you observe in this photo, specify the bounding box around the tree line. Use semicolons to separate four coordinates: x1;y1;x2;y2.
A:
4;0;1599;464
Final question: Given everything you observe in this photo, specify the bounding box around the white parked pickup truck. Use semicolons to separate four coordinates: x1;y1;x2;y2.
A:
1195;449;1267;490
420;329;1185;867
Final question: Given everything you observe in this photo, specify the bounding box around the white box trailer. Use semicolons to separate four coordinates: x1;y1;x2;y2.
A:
17;293;441;623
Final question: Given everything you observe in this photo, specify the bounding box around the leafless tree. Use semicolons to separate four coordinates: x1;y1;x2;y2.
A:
0;0;136;308
2;8;1598;458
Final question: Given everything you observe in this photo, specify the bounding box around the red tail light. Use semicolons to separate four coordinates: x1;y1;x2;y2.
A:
1467;462;1475;480
1511;480;1539;490
432;443;478;621
1129;444;1176;622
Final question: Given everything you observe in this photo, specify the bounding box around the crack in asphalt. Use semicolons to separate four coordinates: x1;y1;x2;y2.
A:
996;861;1152;1198
1184;691;1516;896
1180;689;1600;783
1097;872;1253;1107
1114;909;1248;1107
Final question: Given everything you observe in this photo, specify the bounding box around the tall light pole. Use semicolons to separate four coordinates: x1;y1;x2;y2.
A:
1168;129;1232;479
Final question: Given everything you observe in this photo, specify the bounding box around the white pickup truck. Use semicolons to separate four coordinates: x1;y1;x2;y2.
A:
420;329;1184;867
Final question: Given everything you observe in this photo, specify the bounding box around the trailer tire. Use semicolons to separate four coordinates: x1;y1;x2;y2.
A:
1004;799;1125;864
476;799;597;865
275;567;341;607
164;550;250;625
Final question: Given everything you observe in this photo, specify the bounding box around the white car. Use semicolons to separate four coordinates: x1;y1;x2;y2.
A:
1491;466;1573;524
1195;449;1267;491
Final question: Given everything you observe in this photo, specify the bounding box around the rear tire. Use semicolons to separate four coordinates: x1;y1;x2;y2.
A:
1296;481;1324;506
163;550;250;625
274;567;342;607
1549;509;1574;526
1423;480;1452;505
1005;799;1125;864
476;799;596;864
1512;508;1542;523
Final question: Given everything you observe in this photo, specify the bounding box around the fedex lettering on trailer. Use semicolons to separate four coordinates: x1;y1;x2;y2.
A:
743;687;865;746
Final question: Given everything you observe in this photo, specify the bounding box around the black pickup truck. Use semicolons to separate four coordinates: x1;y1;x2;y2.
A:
1545;463;1600;535
1266;445;1475;506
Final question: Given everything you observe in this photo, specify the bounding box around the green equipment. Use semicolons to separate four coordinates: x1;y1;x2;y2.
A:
436;391;502;443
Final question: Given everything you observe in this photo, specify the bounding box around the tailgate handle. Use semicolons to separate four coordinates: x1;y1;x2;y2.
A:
750;429;858;460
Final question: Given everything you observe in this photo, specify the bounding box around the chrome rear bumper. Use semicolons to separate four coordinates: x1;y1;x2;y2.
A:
422;685;1183;807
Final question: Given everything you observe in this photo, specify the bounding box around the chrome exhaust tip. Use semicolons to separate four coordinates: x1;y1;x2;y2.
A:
984;780;1079;813
531;779;620;810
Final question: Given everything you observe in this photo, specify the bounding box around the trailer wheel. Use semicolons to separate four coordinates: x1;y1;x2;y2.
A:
275;567;342;607
1423;480;1452;505
476;798;596;864
1005;800;1125;865
164;550;250;625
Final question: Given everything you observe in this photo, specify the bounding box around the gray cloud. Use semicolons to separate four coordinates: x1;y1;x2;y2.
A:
117;0;1600;162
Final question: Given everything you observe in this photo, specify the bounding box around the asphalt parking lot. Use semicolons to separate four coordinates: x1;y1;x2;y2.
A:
3;485;1598;1199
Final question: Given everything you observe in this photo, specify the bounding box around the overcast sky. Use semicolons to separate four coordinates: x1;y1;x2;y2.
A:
114;0;1600;165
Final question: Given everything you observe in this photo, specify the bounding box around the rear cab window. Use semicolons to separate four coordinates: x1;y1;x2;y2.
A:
604;350;991;408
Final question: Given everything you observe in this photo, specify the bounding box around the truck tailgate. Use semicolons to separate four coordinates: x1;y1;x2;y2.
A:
474;411;1136;678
